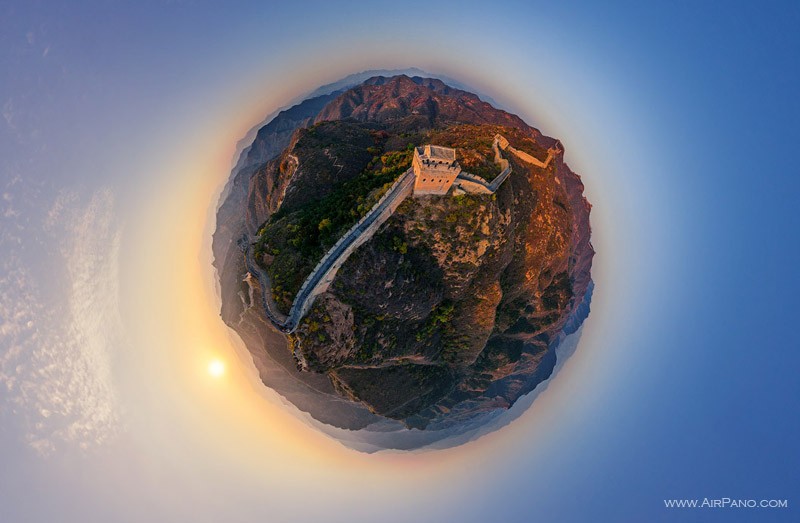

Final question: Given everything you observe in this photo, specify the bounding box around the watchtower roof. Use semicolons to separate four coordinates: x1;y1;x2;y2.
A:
416;145;456;162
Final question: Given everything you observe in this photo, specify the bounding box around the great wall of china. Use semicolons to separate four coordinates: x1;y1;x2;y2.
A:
244;134;559;334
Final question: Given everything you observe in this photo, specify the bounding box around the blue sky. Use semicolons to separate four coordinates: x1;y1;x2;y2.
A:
1;1;798;521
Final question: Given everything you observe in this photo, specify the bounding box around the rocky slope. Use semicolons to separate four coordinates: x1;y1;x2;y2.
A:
213;74;593;433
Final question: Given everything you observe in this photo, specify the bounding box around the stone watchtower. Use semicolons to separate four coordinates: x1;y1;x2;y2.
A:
412;145;461;195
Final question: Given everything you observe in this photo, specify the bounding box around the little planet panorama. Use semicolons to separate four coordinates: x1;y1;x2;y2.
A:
212;73;594;451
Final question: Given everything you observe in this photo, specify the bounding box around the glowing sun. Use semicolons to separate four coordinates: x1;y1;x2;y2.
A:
208;359;225;378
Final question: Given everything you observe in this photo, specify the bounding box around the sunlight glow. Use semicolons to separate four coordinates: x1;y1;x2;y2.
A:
208;359;225;378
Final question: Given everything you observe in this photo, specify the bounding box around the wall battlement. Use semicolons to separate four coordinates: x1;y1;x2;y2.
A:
495;133;559;169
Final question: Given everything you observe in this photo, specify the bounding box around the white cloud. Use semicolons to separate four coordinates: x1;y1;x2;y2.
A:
0;188;125;455
2;98;16;131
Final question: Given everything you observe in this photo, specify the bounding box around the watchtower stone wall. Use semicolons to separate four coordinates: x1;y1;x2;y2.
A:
412;145;461;195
